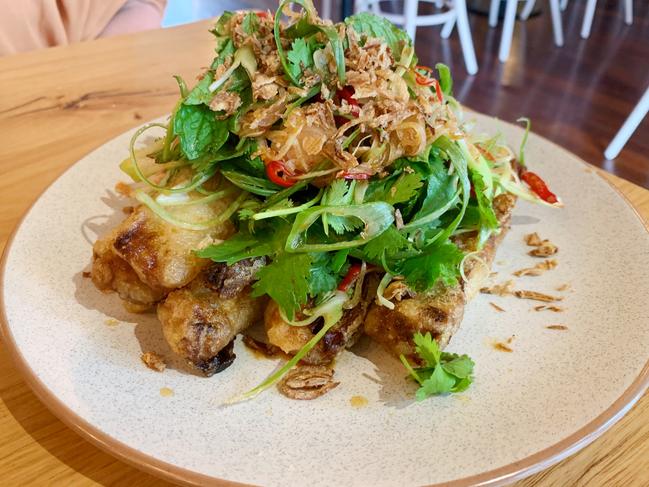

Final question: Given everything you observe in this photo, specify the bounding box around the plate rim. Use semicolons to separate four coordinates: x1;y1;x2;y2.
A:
1;118;648;487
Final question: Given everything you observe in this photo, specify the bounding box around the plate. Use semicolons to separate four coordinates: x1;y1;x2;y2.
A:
1;112;648;487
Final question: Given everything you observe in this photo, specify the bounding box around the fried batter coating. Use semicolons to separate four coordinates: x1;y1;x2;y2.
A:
157;259;267;375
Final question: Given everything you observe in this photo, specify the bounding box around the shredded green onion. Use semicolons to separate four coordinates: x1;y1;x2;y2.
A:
376;273;395;310
252;189;323;220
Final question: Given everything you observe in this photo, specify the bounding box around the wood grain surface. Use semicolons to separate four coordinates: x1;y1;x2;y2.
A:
1;20;648;487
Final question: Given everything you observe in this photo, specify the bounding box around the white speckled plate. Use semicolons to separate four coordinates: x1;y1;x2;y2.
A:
1;112;648;487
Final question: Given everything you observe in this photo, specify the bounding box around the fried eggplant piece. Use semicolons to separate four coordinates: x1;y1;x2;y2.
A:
364;193;517;362
157;259;267;375
91;195;235;310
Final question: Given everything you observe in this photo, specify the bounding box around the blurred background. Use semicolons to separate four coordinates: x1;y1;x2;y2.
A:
2;0;647;187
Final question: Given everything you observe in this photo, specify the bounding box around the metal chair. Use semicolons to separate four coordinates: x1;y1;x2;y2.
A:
604;87;649;159
581;0;633;39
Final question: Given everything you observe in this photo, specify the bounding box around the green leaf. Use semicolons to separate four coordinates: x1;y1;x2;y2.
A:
252;252;312;320
411;156;457;223
172;104;229;160
307;252;339;298
345;12;412;61
241;12;260;35
413;332;441;366
184;72;215;105
435;63;453;96
287;38;313;81
286;202;395;252
415;365;457;400
470;170;499;245
360;226;412;263
441;354;475;379
210;37;235;70
403;332;475;400
211;12;234;37
398;239;464;291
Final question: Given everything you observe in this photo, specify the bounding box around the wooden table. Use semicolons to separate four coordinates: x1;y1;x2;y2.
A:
0;20;648;487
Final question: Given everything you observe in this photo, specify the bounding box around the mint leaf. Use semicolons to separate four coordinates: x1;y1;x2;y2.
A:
173;104;229;160
241;12;260;35
252;252;312;320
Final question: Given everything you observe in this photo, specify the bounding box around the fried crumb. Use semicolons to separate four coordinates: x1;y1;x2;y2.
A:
513;259;558;277
115;181;133;197
493;341;513;353
160;387;174;397
556;283;571;292
529;240;558;257
525;232;542;246
480;280;514;296
141;352;166;372
122;205;134;214
82;271;91;278
489;302;506;312
104;318;119;327
534;305;564;312
489;272;498;278
546;324;568;331
514;290;563;302
133;112;143;120
278;365;339;400
242;335;282;358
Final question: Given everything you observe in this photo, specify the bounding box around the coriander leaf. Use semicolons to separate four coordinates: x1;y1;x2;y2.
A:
386;173;424;205
402;332;476;400
413;331;441;366
407;156;458;227
307;252;338;298
173;104;229;160
322;180;361;234
345;12;412;61
323;179;352;206
360;226;412;263
398;239;464;291
195;233;268;265
441;354;475;379
327;215;365;234
415;365;457;400
287;38;313;81
252;252;312;320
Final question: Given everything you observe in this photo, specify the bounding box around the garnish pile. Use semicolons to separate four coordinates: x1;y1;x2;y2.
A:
122;0;560;400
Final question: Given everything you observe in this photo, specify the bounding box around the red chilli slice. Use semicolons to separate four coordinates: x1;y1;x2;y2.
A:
338;263;363;291
265;160;297;188
520;171;558;204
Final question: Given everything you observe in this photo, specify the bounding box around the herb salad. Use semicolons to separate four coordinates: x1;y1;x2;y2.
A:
120;0;560;401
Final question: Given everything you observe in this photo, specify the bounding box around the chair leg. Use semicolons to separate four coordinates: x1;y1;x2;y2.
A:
560;0;568;11
498;0;518;62
624;0;633;25
604;87;649;159
404;0;419;44
581;0;597;39
488;0;500;27
520;0;536;21
441;17;456;39
454;0;478;74
322;0;331;19
549;0;564;46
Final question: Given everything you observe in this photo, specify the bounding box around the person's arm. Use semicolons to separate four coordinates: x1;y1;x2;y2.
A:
99;0;166;38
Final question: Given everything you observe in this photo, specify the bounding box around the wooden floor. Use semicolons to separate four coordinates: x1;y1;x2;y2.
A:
320;0;649;187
